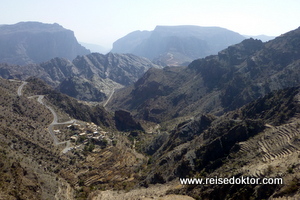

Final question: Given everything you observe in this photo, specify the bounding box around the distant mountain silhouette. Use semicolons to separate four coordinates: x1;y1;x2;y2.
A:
111;25;246;66
112;30;151;53
0;22;90;65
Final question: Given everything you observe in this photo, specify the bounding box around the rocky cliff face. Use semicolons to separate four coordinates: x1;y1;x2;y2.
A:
108;27;300;123
73;53;160;86
112;25;246;66
56;76;106;102
0;22;90;65
0;52;161;102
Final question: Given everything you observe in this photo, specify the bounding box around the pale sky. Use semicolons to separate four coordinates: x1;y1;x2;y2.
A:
1;0;300;49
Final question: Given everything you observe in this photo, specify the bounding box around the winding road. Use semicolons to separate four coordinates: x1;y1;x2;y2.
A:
18;81;74;153
17;81;28;96
103;88;115;107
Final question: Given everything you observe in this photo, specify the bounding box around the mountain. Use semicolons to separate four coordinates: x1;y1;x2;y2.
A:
0;22;90;65
111;30;152;53
72;53;160;86
111;25;246;66
2;25;300;199
140;86;300;199
2;72;300;199
107;26;300;123
0;77;147;199
0;52;161;102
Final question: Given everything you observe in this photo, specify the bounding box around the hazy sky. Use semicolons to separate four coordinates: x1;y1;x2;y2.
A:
1;0;300;48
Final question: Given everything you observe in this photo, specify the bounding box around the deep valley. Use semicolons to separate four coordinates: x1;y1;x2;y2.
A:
1;22;300;200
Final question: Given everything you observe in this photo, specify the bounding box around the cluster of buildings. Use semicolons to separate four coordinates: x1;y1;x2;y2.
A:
53;121;112;151
68;122;109;144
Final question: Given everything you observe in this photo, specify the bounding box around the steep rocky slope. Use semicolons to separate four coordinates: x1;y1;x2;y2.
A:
140;87;300;199
0;78;68;199
0;77;147;199
3;77;300;200
0;22;90;65
112;25;246;65
0;52;160;101
108;26;300;123
24;77;115;128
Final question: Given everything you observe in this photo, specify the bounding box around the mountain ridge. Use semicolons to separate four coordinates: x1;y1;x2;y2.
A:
0;21;90;65
108;27;300;123
0;52;161;102
112;25;246;66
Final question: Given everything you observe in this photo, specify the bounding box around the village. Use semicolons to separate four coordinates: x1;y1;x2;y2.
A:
53;121;114;152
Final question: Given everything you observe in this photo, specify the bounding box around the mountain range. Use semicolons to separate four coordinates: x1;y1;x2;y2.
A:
111;25;247;66
0;22;90;65
0;22;162;102
0;52;160;101
108;27;300;124
1;22;300;199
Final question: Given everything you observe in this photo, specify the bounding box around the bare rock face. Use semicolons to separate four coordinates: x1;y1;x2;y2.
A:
0;52;161;102
0;22;90;65
73;53;161;86
57;76;106;101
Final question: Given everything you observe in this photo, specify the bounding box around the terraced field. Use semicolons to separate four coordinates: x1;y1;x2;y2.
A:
260;123;300;162
73;145;145;189
239;122;300;162
235;117;300;179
